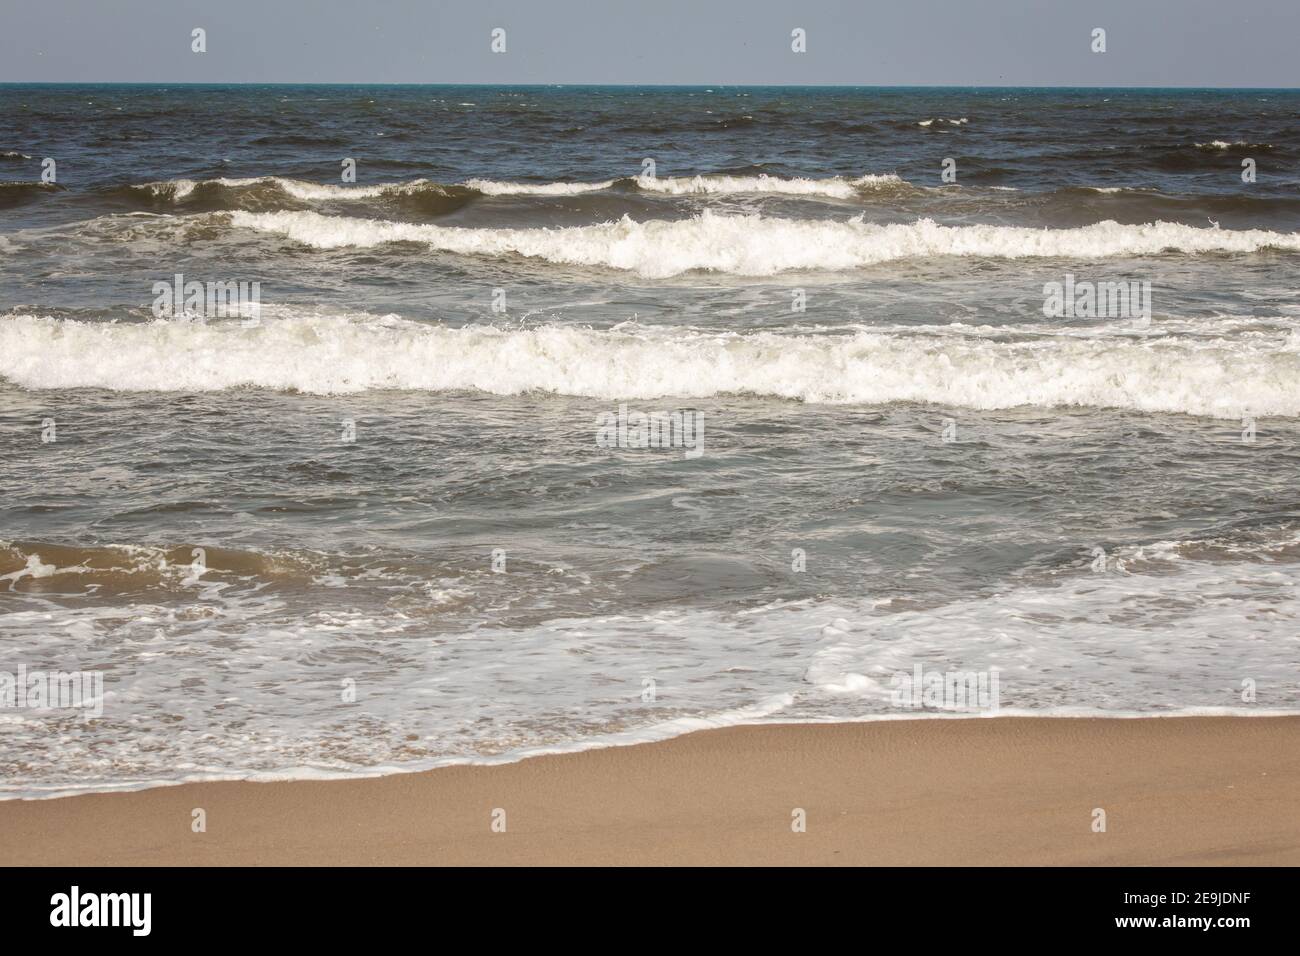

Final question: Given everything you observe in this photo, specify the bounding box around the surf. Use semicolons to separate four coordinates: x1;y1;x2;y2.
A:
3;312;1297;417
227;209;1300;277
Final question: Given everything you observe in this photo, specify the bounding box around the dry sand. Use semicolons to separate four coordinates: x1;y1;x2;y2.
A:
3;716;1297;865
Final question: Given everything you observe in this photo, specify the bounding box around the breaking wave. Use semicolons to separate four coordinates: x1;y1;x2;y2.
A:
227;209;1300;277
2;313;1297;416
463;172;908;199
117;176;476;216
117;171;911;208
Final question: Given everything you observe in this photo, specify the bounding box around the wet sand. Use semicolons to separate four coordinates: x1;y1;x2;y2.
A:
3;716;1297;866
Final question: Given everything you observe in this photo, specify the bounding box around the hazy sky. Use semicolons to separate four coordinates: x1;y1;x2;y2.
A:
2;0;1297;86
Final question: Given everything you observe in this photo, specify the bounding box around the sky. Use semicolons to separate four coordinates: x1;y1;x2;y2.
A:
1;0;1297;87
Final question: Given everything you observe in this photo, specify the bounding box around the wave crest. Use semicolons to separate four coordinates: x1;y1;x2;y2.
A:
116;171;910;210
228;209;1300;277
2;313;1296;416
121;176;475;216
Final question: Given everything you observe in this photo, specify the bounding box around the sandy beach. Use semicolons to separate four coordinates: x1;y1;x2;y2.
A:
2;716;1297;866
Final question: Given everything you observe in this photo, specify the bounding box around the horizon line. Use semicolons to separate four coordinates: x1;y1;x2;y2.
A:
2;81;1298;91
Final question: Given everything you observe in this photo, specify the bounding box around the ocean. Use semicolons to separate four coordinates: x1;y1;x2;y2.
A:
1;84;1298;798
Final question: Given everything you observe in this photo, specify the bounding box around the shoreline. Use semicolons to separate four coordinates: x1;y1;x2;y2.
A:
3;715;1298;865
7;707;1299;804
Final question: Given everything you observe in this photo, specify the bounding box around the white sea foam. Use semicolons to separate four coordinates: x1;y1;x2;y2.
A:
142;176;443;200
3;534;1296;799
1195;140;1263;150
137;172;907;203
463;178;617;196
273;178;440;200
632;172;904;198
3;313;1297;417
228;209;1300;277
804;552;1300;708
